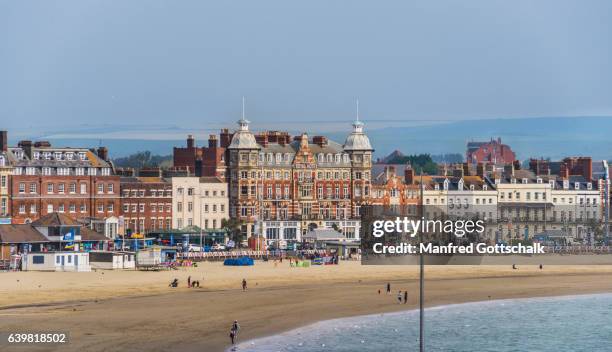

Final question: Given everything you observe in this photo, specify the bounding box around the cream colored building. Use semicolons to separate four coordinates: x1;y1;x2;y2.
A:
0;152;13;222
172;177;229;231
495;170;599;243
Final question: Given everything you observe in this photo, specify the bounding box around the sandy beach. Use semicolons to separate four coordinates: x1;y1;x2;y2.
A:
1;262;612;351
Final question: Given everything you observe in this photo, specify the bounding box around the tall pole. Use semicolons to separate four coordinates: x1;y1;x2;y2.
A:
419;172;424;352
604;161;609;246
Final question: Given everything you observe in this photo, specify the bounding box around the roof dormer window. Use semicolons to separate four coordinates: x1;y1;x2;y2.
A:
574;182;580;190
443;179;449;190
587;183;592;190
470;184;475;191
522;178;528;184
537;178;543;184
563;180;569;190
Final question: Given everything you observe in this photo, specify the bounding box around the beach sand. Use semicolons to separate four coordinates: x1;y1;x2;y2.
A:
1;262;612;351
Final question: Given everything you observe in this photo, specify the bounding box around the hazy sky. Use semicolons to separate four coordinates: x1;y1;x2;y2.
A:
2;0;612;138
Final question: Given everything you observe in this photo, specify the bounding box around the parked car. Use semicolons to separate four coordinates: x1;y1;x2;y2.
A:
211;243;226;251
187;244;202;252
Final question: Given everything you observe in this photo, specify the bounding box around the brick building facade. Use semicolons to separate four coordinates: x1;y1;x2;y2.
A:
0;131;12;222
226;117;373;245
173;133;227;177
120;177;173;234
5;137;120;224
466;138;516;165
371;165;420;208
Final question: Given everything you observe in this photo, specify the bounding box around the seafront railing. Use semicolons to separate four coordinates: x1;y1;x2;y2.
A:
543;246;612;254
177;249;329;261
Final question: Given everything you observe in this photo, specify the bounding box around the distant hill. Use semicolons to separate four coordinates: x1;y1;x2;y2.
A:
30;116;612;160
328;116;612;161
112;151;172;169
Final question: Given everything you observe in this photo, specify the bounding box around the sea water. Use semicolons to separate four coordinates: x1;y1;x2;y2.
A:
233;294;612;352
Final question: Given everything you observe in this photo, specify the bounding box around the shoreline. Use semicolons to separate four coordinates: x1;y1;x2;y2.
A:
233;291;612;352
1;263;612;352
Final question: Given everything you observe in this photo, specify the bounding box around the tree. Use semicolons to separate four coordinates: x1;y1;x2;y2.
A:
586;218;604;245
385;153;438;175
222;218;244;248
112;151;172;168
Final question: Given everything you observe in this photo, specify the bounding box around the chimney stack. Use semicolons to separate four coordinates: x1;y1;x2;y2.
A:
187;135;195;149
385;165;396;180
404;165;414;184
453;167;464;178
503;164;514;178
18;140;33;159
476;162;484;178
220;129;232;148
0;130;7;152
208;134;218;148
97;147;109;161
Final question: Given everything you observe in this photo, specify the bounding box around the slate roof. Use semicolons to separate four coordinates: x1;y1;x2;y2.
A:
32;213;79;227
0;225;49;243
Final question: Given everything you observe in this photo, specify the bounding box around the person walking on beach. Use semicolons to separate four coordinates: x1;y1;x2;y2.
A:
397;291;402;304
404;290;408;304
242;278;247;291
230;320;240;339
229;329;236;345
187;276;191;288
386;282;391;294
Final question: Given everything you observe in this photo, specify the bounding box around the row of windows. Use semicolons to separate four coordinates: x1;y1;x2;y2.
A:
31;151;88;161
176;218;222;229
126;218;172;232
175;187;225;197
425;197;495;205
13;167;111;176
122;189;172;197
238;205;361;218
176;202;226;213
17;182;113;194
123;203;172;213
17;202;114;214
374;189;419;199
237;170;370;181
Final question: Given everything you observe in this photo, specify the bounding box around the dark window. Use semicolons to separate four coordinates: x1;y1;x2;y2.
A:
32;255;45;264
